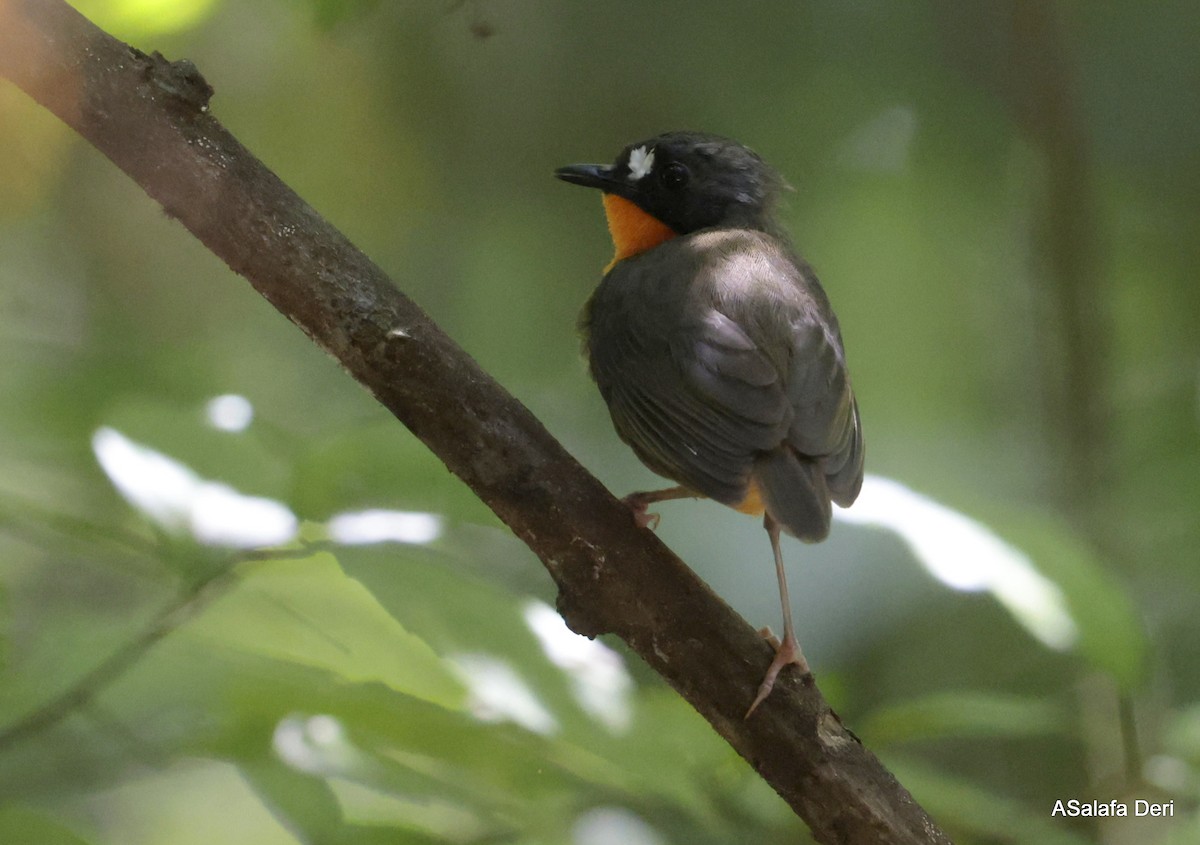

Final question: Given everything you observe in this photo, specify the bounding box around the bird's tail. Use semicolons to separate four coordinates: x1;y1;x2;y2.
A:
753;449;832;542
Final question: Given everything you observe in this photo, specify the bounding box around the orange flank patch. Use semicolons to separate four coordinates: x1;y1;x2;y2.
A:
602;193;676;270
733;481;766;516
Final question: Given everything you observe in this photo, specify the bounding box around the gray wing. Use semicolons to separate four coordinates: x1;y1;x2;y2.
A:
592;309;789;506
593;305;863;512
783;310;864;507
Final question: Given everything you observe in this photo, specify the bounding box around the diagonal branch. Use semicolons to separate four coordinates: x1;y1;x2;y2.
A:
0;1;950;841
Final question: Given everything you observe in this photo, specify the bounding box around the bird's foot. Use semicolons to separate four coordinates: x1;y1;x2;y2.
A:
621;492;662;530
745;628;811;719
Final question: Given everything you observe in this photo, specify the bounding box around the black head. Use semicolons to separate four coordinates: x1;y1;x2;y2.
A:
555;131;785;234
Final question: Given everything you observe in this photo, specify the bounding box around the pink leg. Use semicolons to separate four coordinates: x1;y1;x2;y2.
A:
621;486;698;530
745;514;811;718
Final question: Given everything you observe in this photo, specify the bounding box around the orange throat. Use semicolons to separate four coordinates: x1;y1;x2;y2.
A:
602;193;677;271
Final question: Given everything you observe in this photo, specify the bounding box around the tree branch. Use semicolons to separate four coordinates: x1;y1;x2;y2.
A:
0;1;950;841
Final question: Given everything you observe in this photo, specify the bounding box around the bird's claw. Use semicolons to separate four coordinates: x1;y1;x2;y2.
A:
745;630;810;719
621;493;662;530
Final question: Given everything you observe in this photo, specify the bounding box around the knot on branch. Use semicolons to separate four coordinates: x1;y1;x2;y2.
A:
142;50;213;114
555;590;609;640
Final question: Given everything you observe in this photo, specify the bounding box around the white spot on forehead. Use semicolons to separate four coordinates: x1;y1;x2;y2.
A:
627;146;655;181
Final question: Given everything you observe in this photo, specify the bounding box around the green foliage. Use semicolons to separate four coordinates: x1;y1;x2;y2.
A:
189;552;463;706
884;756;1094;845
69;0;220;39
0;517;800;842
3;0;1199;843
862;691;1069;746
308;0;381;31
0;806;94;845
999;513;1149;691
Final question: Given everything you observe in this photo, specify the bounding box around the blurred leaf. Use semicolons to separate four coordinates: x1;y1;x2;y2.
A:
308;0;382;30
100;397;294;506
347;550;796;842
291;423;496;526
241;761;377;845
342;548;555;676
0;559;168;729
59;758;302;845
0;806;94;845
71;0;219;38
1163;702;1200;762
837;476;1080;651
120;648;579;840
188;552;463;708
861;691;1069;746
1000;513;1148;690
602;689;796;838
139;544;784;842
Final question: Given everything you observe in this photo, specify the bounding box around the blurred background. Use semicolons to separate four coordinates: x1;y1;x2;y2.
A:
1;0;1198;843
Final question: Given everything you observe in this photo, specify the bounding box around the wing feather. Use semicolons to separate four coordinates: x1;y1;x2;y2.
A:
584;229;864;517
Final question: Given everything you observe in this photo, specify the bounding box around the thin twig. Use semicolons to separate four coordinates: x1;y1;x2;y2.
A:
0;565;236;752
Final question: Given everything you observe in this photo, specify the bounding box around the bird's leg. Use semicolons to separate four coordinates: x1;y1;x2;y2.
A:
621;485;697;530
745;514;811;718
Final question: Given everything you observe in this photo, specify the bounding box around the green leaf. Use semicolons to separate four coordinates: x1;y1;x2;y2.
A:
0;806;95;845
188;552;463;708
239;760;354;843
1000;514;1148;690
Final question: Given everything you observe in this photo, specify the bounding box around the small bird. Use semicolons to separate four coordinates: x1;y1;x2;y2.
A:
556;132;864;716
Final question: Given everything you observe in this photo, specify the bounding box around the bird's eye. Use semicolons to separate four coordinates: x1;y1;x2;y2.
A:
660;161;689;189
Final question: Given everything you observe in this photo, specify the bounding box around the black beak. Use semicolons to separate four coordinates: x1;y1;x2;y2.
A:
554;163;621;192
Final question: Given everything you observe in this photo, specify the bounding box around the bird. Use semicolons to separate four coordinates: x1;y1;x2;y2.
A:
555;131;864;717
